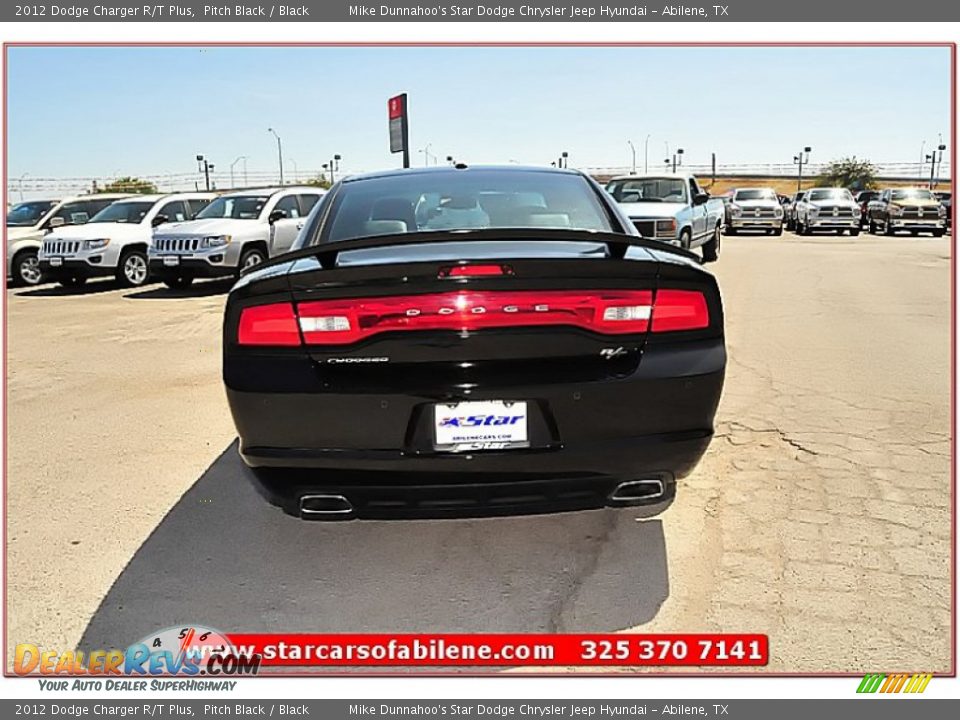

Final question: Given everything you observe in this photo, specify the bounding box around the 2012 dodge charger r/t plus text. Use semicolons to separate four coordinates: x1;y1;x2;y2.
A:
222;166;726;519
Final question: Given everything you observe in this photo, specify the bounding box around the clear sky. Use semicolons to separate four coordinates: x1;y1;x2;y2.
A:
6;45;952;188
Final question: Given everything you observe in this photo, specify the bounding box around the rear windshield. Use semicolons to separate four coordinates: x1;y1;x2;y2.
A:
321;170;614;243
196;195;269;220
734;189;777;201
807;189;853;202
88;201;154;224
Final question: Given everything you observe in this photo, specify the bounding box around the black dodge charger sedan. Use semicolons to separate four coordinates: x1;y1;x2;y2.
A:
222;166;725;519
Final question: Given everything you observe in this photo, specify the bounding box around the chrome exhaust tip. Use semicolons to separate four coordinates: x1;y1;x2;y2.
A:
609;479;665;505
299;494;354;519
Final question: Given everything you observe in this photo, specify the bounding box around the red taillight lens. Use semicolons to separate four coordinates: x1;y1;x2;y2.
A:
296;290;654;345
236;289;710;347
651;289;710;332
237;303;301;346
440;264;510;278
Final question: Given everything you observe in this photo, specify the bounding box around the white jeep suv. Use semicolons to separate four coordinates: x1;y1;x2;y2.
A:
148;187;325;288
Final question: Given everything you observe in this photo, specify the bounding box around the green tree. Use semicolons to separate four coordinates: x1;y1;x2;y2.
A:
304;174;331;190
102;176;158;194
817;158;878;191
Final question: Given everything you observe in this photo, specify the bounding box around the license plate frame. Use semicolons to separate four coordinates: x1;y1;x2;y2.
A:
433;400;529;452
49;257;63;267
162;256;180;267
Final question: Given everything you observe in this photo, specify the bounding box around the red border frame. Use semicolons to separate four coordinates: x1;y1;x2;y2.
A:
1;40;955;680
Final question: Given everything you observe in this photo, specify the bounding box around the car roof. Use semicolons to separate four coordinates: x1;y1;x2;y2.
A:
733;187;776;193
341;165;585;184
219;186;325;197
61;193;134;202
607;173;688;182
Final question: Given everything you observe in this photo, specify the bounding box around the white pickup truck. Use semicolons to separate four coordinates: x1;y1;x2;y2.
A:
605;173;725;262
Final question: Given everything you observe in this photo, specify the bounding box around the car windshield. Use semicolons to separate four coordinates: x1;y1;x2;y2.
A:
321;170;615;243
807;189;853;202
88;201;155;224
606;178;687;203
6;200;57;227
734;189;777;201
196;195;269;220
891;189;935;201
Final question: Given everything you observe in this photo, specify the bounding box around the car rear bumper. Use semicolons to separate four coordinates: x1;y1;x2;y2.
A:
225;339;725;518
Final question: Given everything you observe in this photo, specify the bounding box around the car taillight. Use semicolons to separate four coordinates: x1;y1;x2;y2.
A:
237;303;301;346
236;289;710;346
651;289;710;332
439;264;511;278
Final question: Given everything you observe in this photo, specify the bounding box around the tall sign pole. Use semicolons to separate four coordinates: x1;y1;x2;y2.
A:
388;93;410;169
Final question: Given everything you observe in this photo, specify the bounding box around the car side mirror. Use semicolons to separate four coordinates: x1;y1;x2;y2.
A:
268;209;287;224
693;193;710;206
48;216;65;229
151;214;168;228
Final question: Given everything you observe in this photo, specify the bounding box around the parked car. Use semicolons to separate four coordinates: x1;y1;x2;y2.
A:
934;191;952;230
223;165;725;519
866;187;947;237
6;193;132;286
38;193;215;288
783;190;807;231
605;173;725;262
724;187;784;235
149;187;325;288
794;188;861;236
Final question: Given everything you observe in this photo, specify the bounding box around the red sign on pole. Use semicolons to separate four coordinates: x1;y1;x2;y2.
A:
388;93;410;167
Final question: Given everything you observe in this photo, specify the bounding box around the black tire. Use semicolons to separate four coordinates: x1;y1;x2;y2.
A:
932;229;945;238
910;230;919;236
773;225;783;236
678;230;692;251
869;218;878;234
850;228;860;237
116;249;150;287
724;225;737;236
786;217;795;231
797;217;809;236
702;224;721;263
884;218;896;236
239;247;267;274
58;275;87;288
162;275;195;289
11;249;42;287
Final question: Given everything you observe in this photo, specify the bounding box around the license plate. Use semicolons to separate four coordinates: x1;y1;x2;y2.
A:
50;257;63;267
163;256;180;266
434;400;528;450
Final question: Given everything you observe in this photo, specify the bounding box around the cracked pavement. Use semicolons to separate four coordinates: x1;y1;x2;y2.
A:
6;232;952;672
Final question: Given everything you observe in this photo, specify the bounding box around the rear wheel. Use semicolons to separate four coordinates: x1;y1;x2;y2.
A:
12;250;42;287
702;224;721;263
117;250;149;287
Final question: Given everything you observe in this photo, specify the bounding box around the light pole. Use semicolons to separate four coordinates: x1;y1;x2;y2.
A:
560;151;569;169
287;157;299;183
230;155;248;188
627;140;637;174
196;154;213;191
793;146;812;191
419;143;434;167
672;148;684;173
644;134;651;173
927;143;946;189
267;127;284;186
330;154;342;183
918;140;926;180
18;172;28;202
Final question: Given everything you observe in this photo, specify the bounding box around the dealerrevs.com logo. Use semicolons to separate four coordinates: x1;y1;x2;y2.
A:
14;625;261;681
857;673;933;694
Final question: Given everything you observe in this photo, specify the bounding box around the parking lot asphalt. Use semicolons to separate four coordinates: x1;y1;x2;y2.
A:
6;230;952;673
